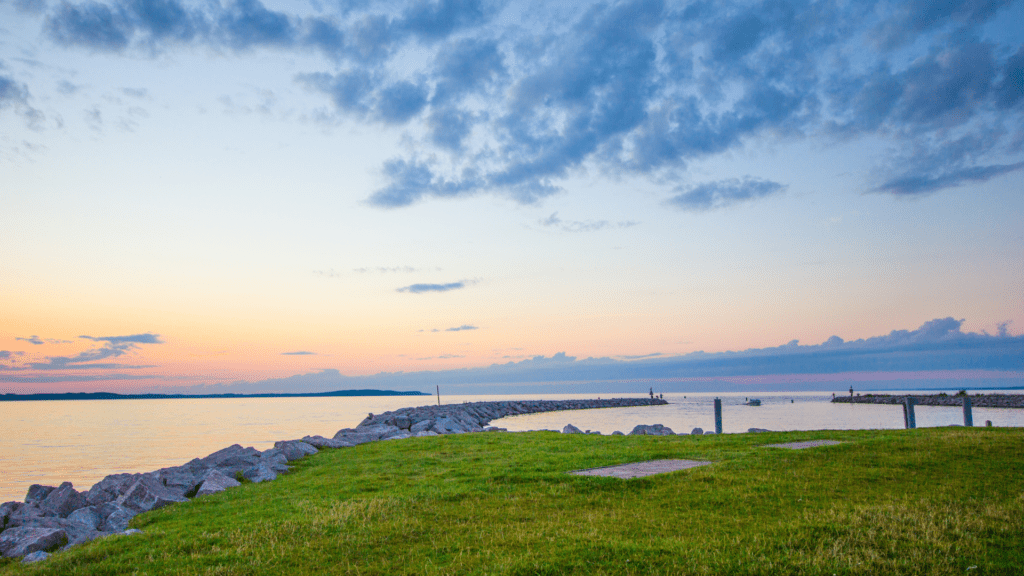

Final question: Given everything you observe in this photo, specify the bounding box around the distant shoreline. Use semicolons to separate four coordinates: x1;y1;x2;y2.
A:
0;390;429;402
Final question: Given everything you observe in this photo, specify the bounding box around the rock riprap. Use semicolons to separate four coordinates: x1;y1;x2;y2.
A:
832;393;1024;408
0;397;667;560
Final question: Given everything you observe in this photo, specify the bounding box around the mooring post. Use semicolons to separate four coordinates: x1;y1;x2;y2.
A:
714;398;723;434
962;396;973;427
904;397;917;429
436;385;441;406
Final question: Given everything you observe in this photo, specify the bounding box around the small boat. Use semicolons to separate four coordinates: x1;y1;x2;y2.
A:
745;399;762;406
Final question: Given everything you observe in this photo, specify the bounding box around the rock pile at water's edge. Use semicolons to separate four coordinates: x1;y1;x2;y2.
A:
0;397;668;562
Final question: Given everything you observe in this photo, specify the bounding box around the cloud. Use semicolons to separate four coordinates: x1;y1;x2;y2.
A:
27;0;1024;204
0;373;159;384
538;212;639;232
0;73;29;106
396;281;465;293
281;351;316;355
45;1;134;51
13;0;48;14
16;335;45;345
619;352;663;360
353;266;423;273
79;333;163;345
445;325;477;331
218;0;294;50
873;162;1024;195
15;332;164;370
667;178;787;211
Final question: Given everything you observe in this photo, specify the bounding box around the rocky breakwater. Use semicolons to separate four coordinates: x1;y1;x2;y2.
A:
832;393;1024;408
335;397;669;439
0;397;666;563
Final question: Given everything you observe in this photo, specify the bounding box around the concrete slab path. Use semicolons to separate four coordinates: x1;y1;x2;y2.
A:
569;459;713;479
762;440;842;450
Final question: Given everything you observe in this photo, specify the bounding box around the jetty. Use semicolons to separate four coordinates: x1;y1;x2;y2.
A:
831;393;1024;408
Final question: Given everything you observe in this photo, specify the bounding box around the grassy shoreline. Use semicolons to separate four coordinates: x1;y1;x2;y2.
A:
3;427;1021;575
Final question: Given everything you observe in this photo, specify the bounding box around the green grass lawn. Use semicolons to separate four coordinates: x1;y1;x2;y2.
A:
3;427;1022;575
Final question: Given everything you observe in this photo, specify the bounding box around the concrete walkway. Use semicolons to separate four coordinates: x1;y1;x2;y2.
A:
762;440;842;449
569;459;713;479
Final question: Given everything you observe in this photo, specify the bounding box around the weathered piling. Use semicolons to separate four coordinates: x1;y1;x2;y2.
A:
903;397;917;429
963;397;973;427
714;398;723;434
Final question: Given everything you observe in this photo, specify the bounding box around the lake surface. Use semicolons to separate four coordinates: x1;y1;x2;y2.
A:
3;390;1022;502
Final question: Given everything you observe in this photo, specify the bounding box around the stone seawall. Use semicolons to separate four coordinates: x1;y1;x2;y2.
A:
831;394;1024;408
352;398;669;436
0;397;667;563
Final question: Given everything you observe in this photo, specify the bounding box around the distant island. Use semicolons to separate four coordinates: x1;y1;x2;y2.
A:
0;389;429;401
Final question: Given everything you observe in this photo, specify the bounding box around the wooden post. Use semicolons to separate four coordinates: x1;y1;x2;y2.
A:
962;396;973;427
436;385;441;406
904;397;917;429
714;398;723;434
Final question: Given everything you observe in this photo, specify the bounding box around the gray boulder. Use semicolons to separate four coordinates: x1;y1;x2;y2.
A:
690;428;704;436
382;431;413;441
432;417;466;434
704;430;716;435
66;506;103;531
629;424;675;436
7;504;42;527
332;429;383;445
55;517;103;547
414;430;439;437
1;501;23;527
258;449;290;473
86;473;140;506
39;482;87;518
301;435;354;449
483;426;506;432
410;420;433;434
353;424;402;440
115;475;187;513
747;428;771;433
273;440;318;462
151;465;206;497
24;485;55;505
199;445;262;476
243;463;278;483
196;470;241;497
394;416;412;430
611;431;624;436
99;504;135;532
21;550;50;563
562;424;583;434
0;527;66;558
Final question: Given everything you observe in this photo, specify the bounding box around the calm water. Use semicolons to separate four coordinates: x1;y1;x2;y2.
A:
2;390;1021;502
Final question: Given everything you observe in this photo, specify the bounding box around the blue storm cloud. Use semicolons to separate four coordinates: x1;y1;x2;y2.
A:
9;332;165;370
29;0;1024;205
178;317;1024;394
445;324;477;331
281;350;316;355
667;177;786;211
396;281;466;293
0;73;30;108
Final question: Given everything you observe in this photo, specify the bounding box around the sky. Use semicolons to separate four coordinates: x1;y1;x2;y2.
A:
1;0;1022;395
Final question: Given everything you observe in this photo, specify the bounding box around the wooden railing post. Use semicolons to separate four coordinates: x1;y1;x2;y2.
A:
962;396;973;427
714;398;723;435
